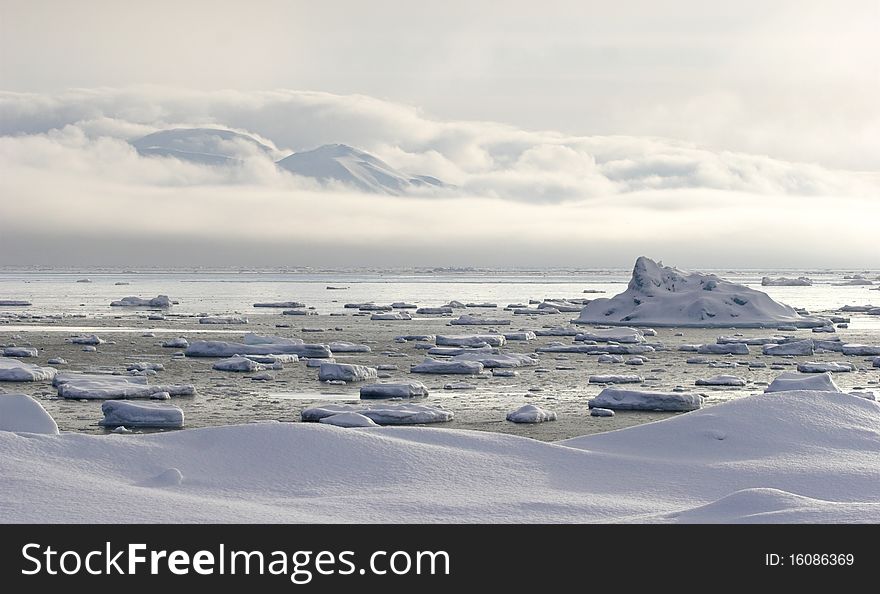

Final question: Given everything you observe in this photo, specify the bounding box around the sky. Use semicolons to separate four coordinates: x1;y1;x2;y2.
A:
1;0;878;268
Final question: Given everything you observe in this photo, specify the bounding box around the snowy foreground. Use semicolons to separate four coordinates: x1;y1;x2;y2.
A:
1;389;878;523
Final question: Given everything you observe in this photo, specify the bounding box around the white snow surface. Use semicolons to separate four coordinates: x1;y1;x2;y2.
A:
0;394;58;434
0;358;56;382
574;257;828;328
100;401;184;428
1;390;878;522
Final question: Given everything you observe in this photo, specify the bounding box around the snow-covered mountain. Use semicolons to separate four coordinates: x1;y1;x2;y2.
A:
131;128;275;165
275;143;447;194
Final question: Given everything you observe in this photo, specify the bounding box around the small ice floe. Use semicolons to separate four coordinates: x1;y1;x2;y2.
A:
127;362;164;372
506;404;557;423
841;344;880;356
162;337;189;348
318;363;377;382
764;371;841;393
391;302;418;309
466;303;498;308
709;361;739;368
69;334;104;345
0;393;58;434
763;340;814;356
493;369;519;377
678;345;700;352
504;331;536;341
687;357;711;364
716;336;782;345
148;314;165;321
513;308;558;315
54;374;195;400
874;356;880;368
2;347;38;358
428;346;495;356
451;352;537;368
697;343;750;355
319;412;379;428
371;312;412;320
837;323;849;329
360;382;429;399
0;358;57;382
597;354;624;363
114;282;129;286
358;304;392;311
213;356;266;372
533;327;580;336
100;400;184;428
0;300;31;306
814;339;844;352
306;358;335;367
110;295;172;308
797;362;854;373
283;309;317;316
416;306;454;315
328;341;371;353
695;375;746;386
344;302;372;309
395;334;435;342
590;407;615;418
302;403;453;424
112;425;132;433
625;358;645;366
82;346;97;352
834;279;874;286
411;358;485;375
251;372;274;381
186;336;331;358
436;334;506;348
761;276;813;286
537;344;654;355
243;354;297;364
377;364;397;371
450;314;511;326
46;357;67;365
776;326;798;331
444;301;466;309
575;327;645;344
444;382;476;390
199;316;248;324
588;374;643;384
812;325;836;333
253;301;305;308
589;387;703;411
748;361;767;368
76;278;92;283
539;300;582;313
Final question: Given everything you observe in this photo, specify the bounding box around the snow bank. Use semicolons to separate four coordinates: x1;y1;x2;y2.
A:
0;394;59;434
0;358;56;381
319;412;378;428
111;295;172;308
410;358;485;375
2;346;38;358
695;375;746;386
761;277;813;287
318;363;377;382
575;327;644;343
436;334;506;347
765;372;840;393
199;316;248;324
574;257;828;328
763;340;814;356
451;352;537;368
589;388;703;411
450;315;511;326
100;401;184;428
506;404;557;423
213;356;265;372
253;301;304;308
360;382;429;399
302;403;453;425
186;339;332;359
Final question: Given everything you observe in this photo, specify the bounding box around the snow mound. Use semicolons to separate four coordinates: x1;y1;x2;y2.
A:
0;394;58;434
319;412;379;428
110;295;172;308
100;401;184;428
0;358;56;382
360;382;429;399
302;402;453;425
589;388;703;411
506;404;557;423
765;372;841;393
668;488;855;523
574;257;828;328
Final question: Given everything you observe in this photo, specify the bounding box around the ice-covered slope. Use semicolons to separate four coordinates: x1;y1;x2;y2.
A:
276;143;447;194
131;128;275;165
574;257;828;328
0;390;877;523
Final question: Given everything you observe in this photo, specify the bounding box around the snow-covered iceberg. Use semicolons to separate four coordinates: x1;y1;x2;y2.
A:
589;388;703;411
0;393;58;434
574;257;828;328
110;295;172;308
100;401;184;428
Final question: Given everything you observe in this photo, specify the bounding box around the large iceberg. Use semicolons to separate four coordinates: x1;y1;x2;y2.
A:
574;257;828;328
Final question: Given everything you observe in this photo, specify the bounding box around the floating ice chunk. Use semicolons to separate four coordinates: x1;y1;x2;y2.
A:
534;327;580;336
716;336;782;345
410;358;485;375
0;394;58;434
110;295;172;308
253;301;305;308
539;301;582;313
371;312;412;320
199;316;248;324
506;404;557;423
306;357;335;367
513;308;558;315
428;345;496;356
537;344;654;355
55;375;195;400
590;408;615;417
589;387;703;411
391;302;417;309
588;374;643;384
416;307;453;315
874;356;880;368
328;341;371;353
761;277;813;286
100;401;184;428
765;372;841;393
162;337;188;348
763;340;814;356
69;335;104;345
466;303;498;308
814;340;844;352
504;331;536;341
0;300;31;306
451;352;537;368
625;358;645;366
319;412;379;428
0;358;57;382
213;356;265;372
444;301;466;309
244;353;298;364
492;369;519;377
574;257;828;328
443;382;476;390
127;362;164;372
358;304;393;311
360;382;429;399
2;347;38;358
186;340;331;359
318;363;377;382
282;309;317;316
697;343;749;355
695;375;746;386
436;334;506;347
841;344;880;356
797;362;854;373
834;279;874;286
576;328;645;344
450;314;511;326
395;335;435;342
46;357;67;366
597;354;624;363
302;403;453;424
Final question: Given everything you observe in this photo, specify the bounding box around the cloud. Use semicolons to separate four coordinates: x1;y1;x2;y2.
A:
0;87;878;267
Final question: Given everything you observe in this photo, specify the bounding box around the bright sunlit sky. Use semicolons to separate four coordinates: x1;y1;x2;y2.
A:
1;0;878;267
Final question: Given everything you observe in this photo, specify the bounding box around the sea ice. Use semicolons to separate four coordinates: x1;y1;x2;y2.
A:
451;352;538;368
763;340;814;356
588;374;643;384
410;358;485;375
318;363;377;382
797;362;854;373
761;277;813;286
371;312;412;320
253;302;305;308
697;344;750;355
162;337;189;348
360;382;429;399
506;404;557;423
213;356;266;372
695;375;746;386
436;334;506;347
0;358;57;382
575;327;644;343
416;307;454;315
504;331;537;341
2;347;38;358
199;316;248;324
302;403;453;424
841;344;880;356
589;388;703;411
100;401;184;428
765;372;841;393
186;339;332;359
450;315;511;326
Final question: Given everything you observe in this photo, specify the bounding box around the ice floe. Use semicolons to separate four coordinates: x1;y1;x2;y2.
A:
319;412;378;428
302;402;453;424
360;382;429;399
761;277;813;286
2;347;38;358
186;338;332;359
253;301;305;308
589;388;703;411
110;295;172;308
506;404;557;423
765;372;841;393
416;307;454;315
451;352;538;368
763;340;814;356
199;316;248;324
436;334;506;347
161;337;189;348
796;362;854;373
697;343;750;355
695;375;746;386
589;374;643;384
503;331;536;341
318;363;377;382
0;358;57;382
575;327;645;343
213;356;266;372
450;314;511;326
100;401;184;428
841;344;880;356
371;312;412;320
410;358;485;375
54;374;195;400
